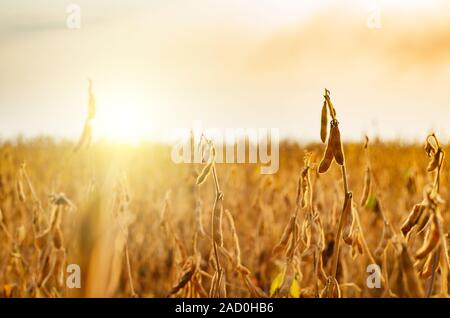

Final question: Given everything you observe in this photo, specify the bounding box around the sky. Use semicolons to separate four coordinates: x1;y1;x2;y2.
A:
1;0;450;143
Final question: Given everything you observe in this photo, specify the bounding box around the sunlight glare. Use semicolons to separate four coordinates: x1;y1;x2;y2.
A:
95;97;147;145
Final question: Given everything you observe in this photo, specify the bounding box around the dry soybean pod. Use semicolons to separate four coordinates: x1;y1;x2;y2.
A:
331;121;344;166
318;127;335;173
320;100;328;143
273;215;296;254
401;204;425;236
416;215;440;259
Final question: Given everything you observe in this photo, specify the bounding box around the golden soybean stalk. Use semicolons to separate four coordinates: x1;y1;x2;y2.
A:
75;79;96;152
114;178;138;298
271;154;316;298
195;137;227;297
401;133;448;297
425;135;448;296
360;137;372;207
317;89;352;298
299;154;328;294
224;209;268;298
318;90;344;174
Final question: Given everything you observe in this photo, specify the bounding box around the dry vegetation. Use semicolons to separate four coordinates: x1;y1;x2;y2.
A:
0;89;449;298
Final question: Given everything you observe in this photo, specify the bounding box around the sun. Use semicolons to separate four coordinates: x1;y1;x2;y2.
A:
94;97;146;145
